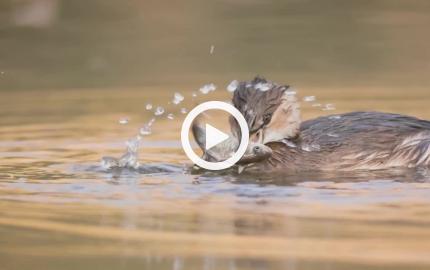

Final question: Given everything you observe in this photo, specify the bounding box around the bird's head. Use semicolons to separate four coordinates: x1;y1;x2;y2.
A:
230;77;301;144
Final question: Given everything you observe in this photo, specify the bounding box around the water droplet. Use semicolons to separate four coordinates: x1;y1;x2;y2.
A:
172;92;184;105
227;80;239;92
255;82;272;91
322;104;336;111
192;92;198;98
154;106;165;116
167;113;174;120
139;124;152;136
303;96;316;102
209;45;215;54
148;118;156;126
180;108;187;114
146;103;153;110
199;83;216;94
119;117;129;125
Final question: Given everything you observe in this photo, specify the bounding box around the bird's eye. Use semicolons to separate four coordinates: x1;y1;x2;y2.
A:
263;113;272;124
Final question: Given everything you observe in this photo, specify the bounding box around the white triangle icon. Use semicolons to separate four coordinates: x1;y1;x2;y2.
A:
205;123;230;150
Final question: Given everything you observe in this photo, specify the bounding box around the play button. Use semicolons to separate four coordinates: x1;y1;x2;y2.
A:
181;101;249;171
205;124;229;150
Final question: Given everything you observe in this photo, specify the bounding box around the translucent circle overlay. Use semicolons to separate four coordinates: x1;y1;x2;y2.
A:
181;101;249;170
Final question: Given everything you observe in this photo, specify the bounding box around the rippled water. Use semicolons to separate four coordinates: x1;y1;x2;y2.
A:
1;86;430;270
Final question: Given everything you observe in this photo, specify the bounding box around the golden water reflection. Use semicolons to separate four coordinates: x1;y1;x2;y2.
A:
1;86;430;270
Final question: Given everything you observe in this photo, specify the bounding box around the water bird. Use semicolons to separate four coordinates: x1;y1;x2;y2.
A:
227;77;430;172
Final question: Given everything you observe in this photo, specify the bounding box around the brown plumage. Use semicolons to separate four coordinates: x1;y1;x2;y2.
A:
231;77;430;172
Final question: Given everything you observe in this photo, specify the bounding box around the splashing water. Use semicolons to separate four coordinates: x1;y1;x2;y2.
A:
146;103;153;110
119;137;141;169
102;111;158;170
154;106;165;116
227;80;239;92
125;136;140;153
118;117;129;125
199;83;216;94
303;96;316;102
172;92;184;105
100;156;119;169
167;113;175;120
101;136;141;170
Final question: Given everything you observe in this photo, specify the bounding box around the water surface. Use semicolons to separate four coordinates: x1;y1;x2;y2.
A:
1;86;430;270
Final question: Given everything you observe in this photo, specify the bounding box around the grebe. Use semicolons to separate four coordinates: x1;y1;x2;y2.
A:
230;77;430;172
